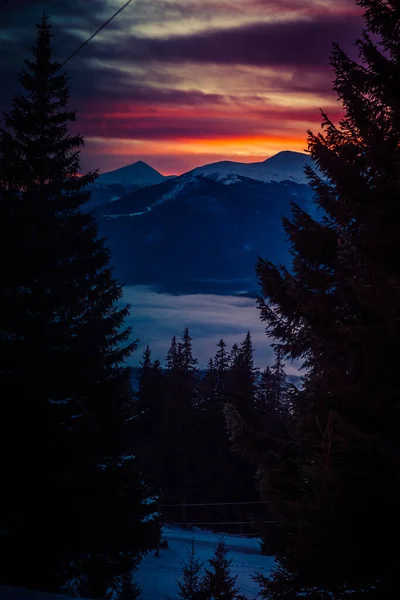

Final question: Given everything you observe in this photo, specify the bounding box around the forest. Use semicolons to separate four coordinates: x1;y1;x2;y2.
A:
1;0;400;598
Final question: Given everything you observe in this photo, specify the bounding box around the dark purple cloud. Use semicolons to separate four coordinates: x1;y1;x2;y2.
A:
93;15;363;67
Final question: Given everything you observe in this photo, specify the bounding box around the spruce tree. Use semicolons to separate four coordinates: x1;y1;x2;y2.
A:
166;335;179;370
157;330;200;500
270;349;287;407
226;333;258;424
135;346;164;486
199;357;217;410
254;0;400;595
201;540;240;600
179;327;199;373
113;568;142;600
0;16;150;593
214;338;230;407
177;539;205;600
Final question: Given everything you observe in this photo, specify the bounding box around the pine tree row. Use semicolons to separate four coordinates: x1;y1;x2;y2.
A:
134;328;292;533
177;539;244;600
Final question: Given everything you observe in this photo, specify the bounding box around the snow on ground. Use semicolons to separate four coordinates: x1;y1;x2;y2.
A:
136;525;275;599
0;527;274;600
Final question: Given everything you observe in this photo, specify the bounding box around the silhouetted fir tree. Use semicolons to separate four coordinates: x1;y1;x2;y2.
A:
256;367;276;414
141;345;152;372
270;349;287;407
166;335;179;370
113;568;142;600
201;540;240;600
256;349;291;420
226;332;258;424
179;327;199;373
0;16;150;594
158;330;200;500
253;0;400;596
213;338;230;408
135;347;164;485
136;345;162;430
177;539;205;600
230;342;239;365
199;357;217;410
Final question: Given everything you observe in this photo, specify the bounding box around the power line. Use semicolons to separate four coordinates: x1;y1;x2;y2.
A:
0;0;135;126
165;521;277;526
161;501;271;507
61;0;134;67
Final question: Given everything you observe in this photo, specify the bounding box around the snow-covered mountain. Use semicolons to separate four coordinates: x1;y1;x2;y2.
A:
83;161;176;210
98;160;170;187
94;172;315;294
88;150;319;294
187;151;314;185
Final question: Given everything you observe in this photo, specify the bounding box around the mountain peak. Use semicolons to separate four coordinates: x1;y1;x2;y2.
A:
98;160;166;187
187;150;313;185
263;150;309;164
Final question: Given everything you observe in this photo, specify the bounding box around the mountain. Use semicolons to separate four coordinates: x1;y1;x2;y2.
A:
98;160;169;187
187;151;313;185
82;161;175;210
94;170;316;295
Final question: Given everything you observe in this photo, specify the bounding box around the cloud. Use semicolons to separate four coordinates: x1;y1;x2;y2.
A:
122;285;281;370
92;15;362;68
0;0;363;174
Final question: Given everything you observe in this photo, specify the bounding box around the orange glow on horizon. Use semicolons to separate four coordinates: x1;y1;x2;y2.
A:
84;134;309;176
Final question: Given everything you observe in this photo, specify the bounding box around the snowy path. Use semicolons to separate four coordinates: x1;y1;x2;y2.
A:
136;526;275;600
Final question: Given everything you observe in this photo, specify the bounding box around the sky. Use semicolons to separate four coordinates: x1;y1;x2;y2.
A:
0;0;364;175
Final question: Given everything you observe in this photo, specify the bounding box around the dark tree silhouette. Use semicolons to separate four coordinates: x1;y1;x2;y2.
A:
177;539;205;600
0;16;150;594
201;540;240;600
253;0;400;596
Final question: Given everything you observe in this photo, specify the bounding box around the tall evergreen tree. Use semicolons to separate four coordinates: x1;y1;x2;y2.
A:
156;329;200;501
113;568;142;600
214;338;230;407
257;349;290;419
226;333;258;424
253;0;400;596
195;340;257;506
135;346;164;486
201;540;240;600
177;539;205;600
0;17;150;594
199;357;217;410
166;335;179;370
179;327;199;373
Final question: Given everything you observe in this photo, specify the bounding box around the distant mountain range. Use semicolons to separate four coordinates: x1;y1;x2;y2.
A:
188;151;314;185
89;151;317;295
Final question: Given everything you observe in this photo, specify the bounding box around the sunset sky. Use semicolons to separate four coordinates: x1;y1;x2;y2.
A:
0;0;364;175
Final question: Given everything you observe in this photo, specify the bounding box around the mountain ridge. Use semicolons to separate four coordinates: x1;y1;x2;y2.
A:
97;150;313;187
186;150;313;185
98;160;168;187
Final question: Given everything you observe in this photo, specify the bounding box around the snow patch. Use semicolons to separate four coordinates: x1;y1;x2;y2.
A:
188;151;318;186
104;206;152;219
136;526;274;599
141;511;161;523
142;495;159;506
